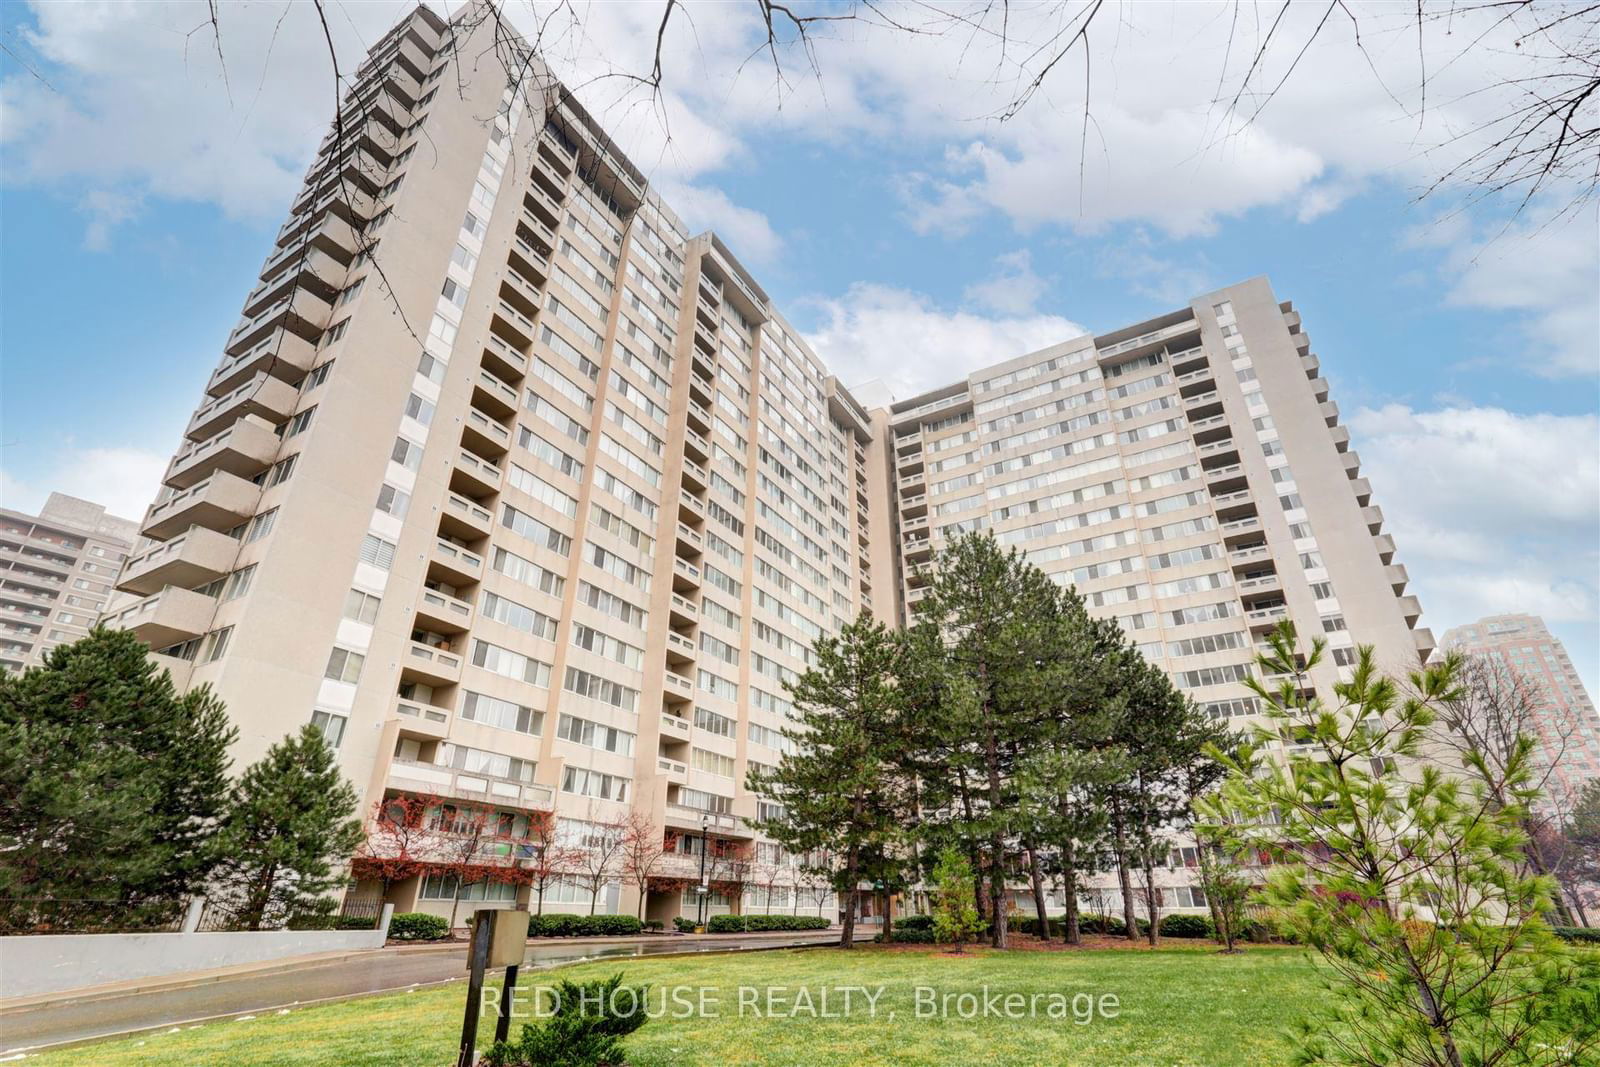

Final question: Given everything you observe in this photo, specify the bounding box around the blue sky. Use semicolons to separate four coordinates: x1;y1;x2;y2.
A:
1;1;1596;695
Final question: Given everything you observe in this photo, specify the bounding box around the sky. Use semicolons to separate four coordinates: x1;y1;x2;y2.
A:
1;0;1596;694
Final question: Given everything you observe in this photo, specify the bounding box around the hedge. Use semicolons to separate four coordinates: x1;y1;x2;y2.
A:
1159;914;1213;938
893;914;935;931
673;917;697;933
1553;926;1600;944
389;912;449;941
705;914;829;933
528;913;643;938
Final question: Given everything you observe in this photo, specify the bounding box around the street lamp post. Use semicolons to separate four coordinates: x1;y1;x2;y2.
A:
696;813;711;929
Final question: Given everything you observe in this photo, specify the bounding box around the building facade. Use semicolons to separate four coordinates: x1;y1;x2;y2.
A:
1441;613;1600;807
1;493;137;672
108;4;1434;925
882;279;1434;917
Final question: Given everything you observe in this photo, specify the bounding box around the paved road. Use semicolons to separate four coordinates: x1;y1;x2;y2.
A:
1;931;861;1054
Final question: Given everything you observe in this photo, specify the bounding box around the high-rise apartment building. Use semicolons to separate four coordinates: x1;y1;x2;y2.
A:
883;278;1434;915
107;4;1433;924
1441;614;1600;806
107;4;875;922
0;493;137;672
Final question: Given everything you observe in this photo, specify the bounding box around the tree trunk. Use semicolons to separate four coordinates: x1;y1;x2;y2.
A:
840;842;860;949
1142;857;1160;947
1027;847;1050;937
1061;837;1080;944
984;708;1008;950
1522;824;1576;926
1193;840;1228;949
637;886;647;920
449;887;463;930
1112;806;1138;941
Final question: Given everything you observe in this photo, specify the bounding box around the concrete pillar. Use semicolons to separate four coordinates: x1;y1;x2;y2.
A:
378;902;395;938
181;896;206;933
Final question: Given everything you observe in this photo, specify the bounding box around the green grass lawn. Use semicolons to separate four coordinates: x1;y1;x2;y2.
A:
32;943;1322;1066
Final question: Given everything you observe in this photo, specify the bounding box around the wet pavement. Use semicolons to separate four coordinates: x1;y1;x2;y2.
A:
1;930;861;1054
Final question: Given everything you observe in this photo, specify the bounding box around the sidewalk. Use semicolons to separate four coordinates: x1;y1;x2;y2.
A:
0;927;848;1013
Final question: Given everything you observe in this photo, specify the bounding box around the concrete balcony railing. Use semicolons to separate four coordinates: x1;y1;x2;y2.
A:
669;593;698;624
664;805;739;833
117;526;238;596
394;697;453;740
473;367;521;420
105;586;216;649
386;758;554;813
440;492;494;541
165;417;280;490
453;449;503;496
664;671;695;701
1246;604;1290;629
401;640;463;687
416;587;474;634
224;286;332;357
661;711;691;738
428;538;484;585
657;757;688;781
482;332;528;382
140;470;259;541
683;428;710;461
207;328;317;398
462;407;512;458
185;373;299;443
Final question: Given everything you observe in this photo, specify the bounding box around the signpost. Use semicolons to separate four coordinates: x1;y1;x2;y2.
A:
456;909;530;1067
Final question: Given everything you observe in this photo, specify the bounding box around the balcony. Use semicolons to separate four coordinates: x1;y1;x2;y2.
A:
678;491;706;522
1396;595;1422;624
117;527;238;596
394;697;453;741
242;246;346;318
1320;400;1340;426
1219;515;1262;542
903;534;932;562
664;805;739;834
900;494;927;519
1204;462;1245;485
683;427;710;462
1246;604;1290;630
661;710;692;739
1349;477;1372;506
1373;533;1396;564
462;407;512;458
387;758;554;813
1183;390;1224;417
1328;424;1351;451
1237;573;1282;596
663;670;694;703
681;457;708;491
429;538;484;584
1308;377;1330;403
1198;438;1238;460
675;522;703;556
1361;505;1384;533
901;513;928;533
224;287;332;357
106;586;216;649
1385;563;1409;594
482;332;528;382
401;639;463;686
686;398;711;434
502;266;543;320
207;329;318;398
416;587;474;634
142;470;258;541
472;368;520;420
666;630;696;665
260;216;358;286
452;449;503;497
1341;450;1362;478
493;299;537;349
1210;487;1253;511
186;373;299;442
165;417;280;489
657;757;688;782
440;492;494;541
669;593;698;625
509;235;551;289
672;557;701;592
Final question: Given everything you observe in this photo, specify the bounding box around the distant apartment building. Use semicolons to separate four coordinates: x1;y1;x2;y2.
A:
885;277;1433;918
108;3;1432;924
0;493;137;671
1441;613;1600;806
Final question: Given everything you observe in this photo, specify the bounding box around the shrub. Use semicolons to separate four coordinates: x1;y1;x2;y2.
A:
1160;914;1213;939
388;912;449;941
337;914;378;931
705;914;829;933
529;914;643;938
285;913;336;931
643;919;663;932
882;928;936;943
893;914;935;931
484;973;649;1067
1553;927;1600;945
673;917;697;933
1013;915;1068;938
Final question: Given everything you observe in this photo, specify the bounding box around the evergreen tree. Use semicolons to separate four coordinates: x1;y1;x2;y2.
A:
0;628;235;931
747;614;912;948
930;847;982;952
208;724;363;930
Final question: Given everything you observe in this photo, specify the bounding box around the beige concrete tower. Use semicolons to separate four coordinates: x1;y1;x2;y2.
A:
108;4;876;923
0;493;137;670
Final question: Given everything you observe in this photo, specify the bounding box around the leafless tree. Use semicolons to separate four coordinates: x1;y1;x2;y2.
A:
568;809;628;915
619;811;678;920
1432;651;1583;924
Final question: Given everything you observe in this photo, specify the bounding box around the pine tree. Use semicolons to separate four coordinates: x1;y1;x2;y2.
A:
0;628;235;931
208;724;363;930
930;847;982;952
747;614;912;948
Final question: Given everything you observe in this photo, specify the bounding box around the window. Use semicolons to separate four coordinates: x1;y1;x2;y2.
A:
359;533;397;570
310;709;347;748
462;210;486;240
284;406;316;438
695;706;735;737
561;766;629;803
459;690;543;735
480;590;557;640
691;748;735;777
563;667;638;712
404;393;435;426
324;647;365;684
441;277;468;309
202;626;233;664
451;243;478;273
556;713;635;756
427;313;458;349
471;639;551;686
266;454;298;487
343;588;381;624
222;565;256;601
302;361;333;392
244;508;278;543
375;483;410;518
338;277;365;305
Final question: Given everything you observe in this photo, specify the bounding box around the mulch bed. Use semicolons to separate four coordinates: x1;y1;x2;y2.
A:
872;933;1288;954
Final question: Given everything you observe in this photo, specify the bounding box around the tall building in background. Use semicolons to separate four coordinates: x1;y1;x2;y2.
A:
1441;614;1600;805
108;4;875;923
0;493;137;671
108;3;1434;924
884;277;1434;913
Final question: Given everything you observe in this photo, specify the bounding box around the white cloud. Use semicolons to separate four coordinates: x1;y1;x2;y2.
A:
78;188;141;250
1349;404;1600;692
963;250;1047;315
802;283;1086;400
0;445;166;524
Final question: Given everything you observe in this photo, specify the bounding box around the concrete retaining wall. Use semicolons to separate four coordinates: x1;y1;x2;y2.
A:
0;908;392;999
